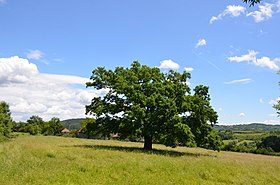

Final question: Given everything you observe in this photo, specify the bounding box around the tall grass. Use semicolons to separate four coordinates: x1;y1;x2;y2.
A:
1;135;280;185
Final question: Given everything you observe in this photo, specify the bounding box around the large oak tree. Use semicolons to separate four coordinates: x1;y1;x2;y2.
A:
86;61;221;150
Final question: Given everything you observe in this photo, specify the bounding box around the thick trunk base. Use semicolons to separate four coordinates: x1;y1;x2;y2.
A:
144;136;153;150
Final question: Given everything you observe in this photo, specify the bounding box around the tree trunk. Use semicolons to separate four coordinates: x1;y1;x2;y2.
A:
144;135;153;150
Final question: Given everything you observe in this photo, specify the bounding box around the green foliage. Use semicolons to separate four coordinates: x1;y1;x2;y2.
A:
86;61;221;150
221;134;280;155
14;116;64;136
218;131;235;140
26;115;44;135
273;102;280;115
258;136;280;152
47;117;64;135
222;140;257;153
243;0;261;6
0;101;13;138
80;118;105;138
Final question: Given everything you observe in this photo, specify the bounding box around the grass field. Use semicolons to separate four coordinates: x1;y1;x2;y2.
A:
1;135;280;185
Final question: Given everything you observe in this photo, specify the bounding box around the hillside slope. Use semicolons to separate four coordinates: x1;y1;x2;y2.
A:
61;118;85;130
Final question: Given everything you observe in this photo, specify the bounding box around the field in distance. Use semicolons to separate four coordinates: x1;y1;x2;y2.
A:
1;135;280;185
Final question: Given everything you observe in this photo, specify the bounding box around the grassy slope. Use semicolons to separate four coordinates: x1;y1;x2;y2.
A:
1;135;280;185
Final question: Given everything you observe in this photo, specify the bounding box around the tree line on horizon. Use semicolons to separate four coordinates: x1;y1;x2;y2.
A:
0;101;64;141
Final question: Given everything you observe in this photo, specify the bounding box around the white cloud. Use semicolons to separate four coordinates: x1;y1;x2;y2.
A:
27;50;44;60
255;57;279;70
228;50;258;63
159;60;180;69
0;56;107;121
228;50;280;71
210;16;218;24
184;67;194;72
195;39;206;48
247;3;273;22
239;112;246;117
224;5;246;16
224;78;252;85
210;5;246;23
211;2;280;24
0;56;38;84
259;98;264;104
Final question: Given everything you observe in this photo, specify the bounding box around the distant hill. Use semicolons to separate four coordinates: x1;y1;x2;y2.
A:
61;120;280;132
214;123;280;132
61;118;85;130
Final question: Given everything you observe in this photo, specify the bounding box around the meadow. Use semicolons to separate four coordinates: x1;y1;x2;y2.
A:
1;135;280;185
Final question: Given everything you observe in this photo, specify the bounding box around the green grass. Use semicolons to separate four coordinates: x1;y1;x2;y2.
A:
1;135;280;185
233;132;268;140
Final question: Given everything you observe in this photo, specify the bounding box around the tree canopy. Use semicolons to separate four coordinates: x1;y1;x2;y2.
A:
86;61;221;150
0;101;13;137
14;115;64;136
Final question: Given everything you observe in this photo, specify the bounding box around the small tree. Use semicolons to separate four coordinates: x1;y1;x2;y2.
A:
86;61;221;150
26;115;44;135
48;117;64;135
0;101;13;137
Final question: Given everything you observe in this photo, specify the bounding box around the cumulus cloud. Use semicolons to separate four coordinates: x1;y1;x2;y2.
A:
210;5;246;24
0;56;38;84
228;50;280;71
224;78;252;85
247;3;273;22
0;56;107;121
159;60;180;69
195;39;206;48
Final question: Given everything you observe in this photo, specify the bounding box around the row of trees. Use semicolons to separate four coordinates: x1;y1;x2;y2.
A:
0;101;64;139
13;115;64;136
222;135;280;154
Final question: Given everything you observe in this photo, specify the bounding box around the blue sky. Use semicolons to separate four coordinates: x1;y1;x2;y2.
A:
0;0;279;124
